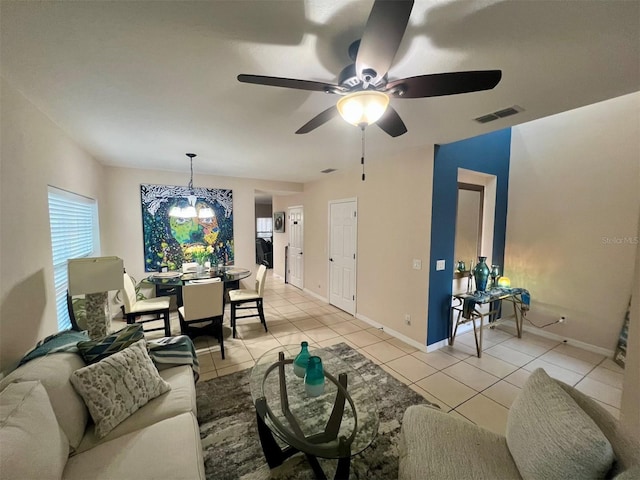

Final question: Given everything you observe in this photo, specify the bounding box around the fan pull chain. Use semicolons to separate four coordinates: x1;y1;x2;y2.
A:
361;125;366;181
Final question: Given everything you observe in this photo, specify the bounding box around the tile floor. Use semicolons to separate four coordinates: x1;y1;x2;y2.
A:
115;270;625;436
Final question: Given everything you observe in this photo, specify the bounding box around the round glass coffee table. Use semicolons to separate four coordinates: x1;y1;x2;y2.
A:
250;344;379;479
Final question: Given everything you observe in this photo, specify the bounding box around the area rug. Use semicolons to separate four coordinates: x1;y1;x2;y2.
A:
196;343;440;479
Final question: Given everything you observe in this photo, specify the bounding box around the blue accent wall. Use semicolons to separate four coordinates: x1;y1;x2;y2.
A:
426;129;512;346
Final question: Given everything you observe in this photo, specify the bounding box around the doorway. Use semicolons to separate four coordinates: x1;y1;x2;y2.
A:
288;206;304;289
329;199;357;314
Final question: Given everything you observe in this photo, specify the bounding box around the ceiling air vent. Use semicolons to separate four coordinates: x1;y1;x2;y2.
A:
321;168;337;174
474;105;524;124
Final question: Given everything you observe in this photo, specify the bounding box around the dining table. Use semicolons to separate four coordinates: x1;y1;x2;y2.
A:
144;266;252;307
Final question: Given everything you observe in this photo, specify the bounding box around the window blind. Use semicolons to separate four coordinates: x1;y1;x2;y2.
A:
256;217;273;239
47;187;97;331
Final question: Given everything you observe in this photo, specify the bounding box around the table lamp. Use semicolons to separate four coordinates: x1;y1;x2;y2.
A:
68;256;124;340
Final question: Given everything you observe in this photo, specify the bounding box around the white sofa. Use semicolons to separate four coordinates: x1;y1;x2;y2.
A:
0;351;205;479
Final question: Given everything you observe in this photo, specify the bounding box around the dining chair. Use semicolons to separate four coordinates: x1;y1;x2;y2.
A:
229;264;268;338
178;278;225;358
122;273;171;337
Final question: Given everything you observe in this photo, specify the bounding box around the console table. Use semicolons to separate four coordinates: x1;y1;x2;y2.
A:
450;287;530;357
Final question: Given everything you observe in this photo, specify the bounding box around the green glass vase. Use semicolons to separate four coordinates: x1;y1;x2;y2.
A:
473;256;490;292
304;356;325;397
293;341;310;378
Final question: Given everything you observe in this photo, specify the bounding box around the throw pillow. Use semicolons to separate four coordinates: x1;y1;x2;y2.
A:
70;339;171;439
76;323;144;364
506;368;614;480
0;381;69;480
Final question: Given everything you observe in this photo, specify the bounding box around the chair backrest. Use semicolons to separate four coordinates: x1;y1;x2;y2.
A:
255;264;267;297
122;273;137;313
182;262;198;273
182;279;224;321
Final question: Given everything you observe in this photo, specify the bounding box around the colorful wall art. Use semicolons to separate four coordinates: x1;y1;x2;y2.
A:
140;184;234;271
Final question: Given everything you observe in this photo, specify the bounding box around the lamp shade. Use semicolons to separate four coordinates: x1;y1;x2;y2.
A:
68;257;124;295
336;91;390;126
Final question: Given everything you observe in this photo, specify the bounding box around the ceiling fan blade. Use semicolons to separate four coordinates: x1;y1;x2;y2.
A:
376;105;407;137
238;74;340;93
355;0;414;85
295;106;339;134
386;70;502;99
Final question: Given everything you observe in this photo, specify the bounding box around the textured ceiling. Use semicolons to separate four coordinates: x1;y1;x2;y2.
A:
2;0;638;183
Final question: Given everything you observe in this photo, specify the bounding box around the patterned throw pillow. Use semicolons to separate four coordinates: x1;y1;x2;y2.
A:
76;324;144;364
70;339;171;439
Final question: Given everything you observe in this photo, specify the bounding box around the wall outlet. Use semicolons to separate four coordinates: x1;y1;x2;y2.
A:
412;259;422;270
404;314;411;325
558;316;567;324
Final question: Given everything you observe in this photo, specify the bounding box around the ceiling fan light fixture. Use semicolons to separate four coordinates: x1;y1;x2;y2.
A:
337;90;390;127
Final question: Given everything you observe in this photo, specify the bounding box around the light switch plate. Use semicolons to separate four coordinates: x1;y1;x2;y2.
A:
436;259;446;271
412;259;422;270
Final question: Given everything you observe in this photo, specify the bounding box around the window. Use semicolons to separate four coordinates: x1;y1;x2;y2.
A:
256;217;273;240
48;187;98;330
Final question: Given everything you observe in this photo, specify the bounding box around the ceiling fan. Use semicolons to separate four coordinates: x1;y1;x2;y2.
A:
237;0;502;138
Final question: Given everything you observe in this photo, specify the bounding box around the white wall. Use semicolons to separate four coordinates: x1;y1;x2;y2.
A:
508;92;640;349
0;78;105;370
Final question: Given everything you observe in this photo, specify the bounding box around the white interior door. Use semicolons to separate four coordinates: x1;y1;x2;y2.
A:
288;206;304;290
329;199;357;314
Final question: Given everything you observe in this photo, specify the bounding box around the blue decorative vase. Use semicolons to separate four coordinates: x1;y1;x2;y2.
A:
473;256;490;292
293;341;310;378
456;260;466;272
304;356;325;397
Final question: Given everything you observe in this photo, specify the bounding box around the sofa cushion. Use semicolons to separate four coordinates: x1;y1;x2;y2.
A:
76;324;144;364
70;339;171;439
506;368;614;480
74;365;196;453
63;412;205;480
0;381;69;480
0;352;88;450
399;404;522;480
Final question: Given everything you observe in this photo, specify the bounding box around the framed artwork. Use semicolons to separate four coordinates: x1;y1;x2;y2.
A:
140;184;234;272
273;211;285;233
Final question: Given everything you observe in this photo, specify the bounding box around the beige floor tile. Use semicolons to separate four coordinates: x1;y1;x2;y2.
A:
360;341;406;364
411;350;460;370
315;314;345;326
293;318;324;331
275;332;314;346
217;359;255;377
482;327;516;344
316;337;346;348
302;307;329;317
329;321;364;336
212;345;253;367
386;355;437;383
199;370;218;382
439;343;475;359
598;358;625;373
237;329;275;344
197;351;216;373
266;298;294;308
358;348;383;365
551;343;605;365
349;318;372;330
593;399;620;419
575;377;622;409
275;304;303;315
503;368;532;388
304;326;341;343
366;328;394;340
586;365;624;390
380;364;412;386
414;372;477;408
443;362;500;391
500;337;555;357
409;384;452;412
455;394;509;435
267;322;301;337
522;359;584;386
386;337;419;354
538;350;595;375
343;330;383;348
464;354;518;378
447;410;475;424
456;331;499;350
484;344;535;367
245;338;282;360
483;380;522;408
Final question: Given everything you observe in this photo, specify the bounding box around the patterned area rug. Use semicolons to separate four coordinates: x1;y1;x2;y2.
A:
196;343;439;479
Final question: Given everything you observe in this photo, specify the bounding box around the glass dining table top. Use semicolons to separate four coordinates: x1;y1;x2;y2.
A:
145;265;252;285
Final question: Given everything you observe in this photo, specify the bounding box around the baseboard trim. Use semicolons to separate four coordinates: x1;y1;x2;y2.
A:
355;313;428;353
